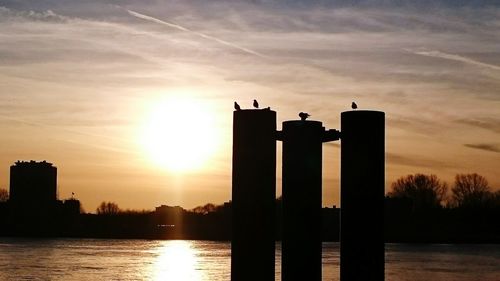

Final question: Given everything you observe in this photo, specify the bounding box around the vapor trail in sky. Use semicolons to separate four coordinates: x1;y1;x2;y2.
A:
126;9;266;58
407;49;500;71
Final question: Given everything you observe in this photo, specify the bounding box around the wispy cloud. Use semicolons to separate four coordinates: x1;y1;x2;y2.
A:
456;118;500;134
386;152;460;169
0;6;68;22
464;143;500;153
0;114;137;155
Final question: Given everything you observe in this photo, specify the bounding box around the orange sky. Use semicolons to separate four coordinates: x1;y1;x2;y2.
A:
0;1;499;211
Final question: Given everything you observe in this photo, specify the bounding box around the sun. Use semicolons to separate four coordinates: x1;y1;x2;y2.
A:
139;96;219;172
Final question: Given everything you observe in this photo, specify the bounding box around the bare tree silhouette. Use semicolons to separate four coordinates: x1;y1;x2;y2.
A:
96;201;121;215
452;173;491;208
491;191;500;207
0;188;8;202
191;203;217;215
388;174;447;210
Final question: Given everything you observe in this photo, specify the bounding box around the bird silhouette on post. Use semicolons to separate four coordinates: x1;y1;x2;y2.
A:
234;102;241;111
253;99;259;109
351;102;358;110
299;112;310;121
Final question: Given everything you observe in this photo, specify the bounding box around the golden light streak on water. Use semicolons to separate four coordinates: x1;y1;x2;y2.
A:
152;240;203;281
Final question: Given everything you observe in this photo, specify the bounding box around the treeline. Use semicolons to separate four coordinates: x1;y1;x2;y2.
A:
387;173;500;209
73;203;232;240
385;173;500;243
65;200;337;241
69;173;500;242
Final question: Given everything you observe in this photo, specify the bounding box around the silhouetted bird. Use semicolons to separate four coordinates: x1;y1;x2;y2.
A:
234;102;241;111
299;112;310;121
253;99;259;109
351;102;357;110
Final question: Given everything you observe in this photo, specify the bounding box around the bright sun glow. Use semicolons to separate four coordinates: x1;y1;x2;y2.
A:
140;96;218;172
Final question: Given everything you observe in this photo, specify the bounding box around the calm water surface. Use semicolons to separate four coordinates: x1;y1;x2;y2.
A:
0;238;498;281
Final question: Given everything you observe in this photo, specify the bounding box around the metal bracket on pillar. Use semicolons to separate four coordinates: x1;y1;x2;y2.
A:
277;128;340;143
275;130;283;141
323;129;341;143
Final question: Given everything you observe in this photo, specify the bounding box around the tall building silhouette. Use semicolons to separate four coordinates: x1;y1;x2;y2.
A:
6;160;81;237
9;160;57;204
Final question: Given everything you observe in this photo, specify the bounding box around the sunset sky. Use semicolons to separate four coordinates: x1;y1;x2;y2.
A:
0;0;499;211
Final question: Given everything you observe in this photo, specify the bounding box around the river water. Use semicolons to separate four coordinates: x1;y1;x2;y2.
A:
0;238;498;280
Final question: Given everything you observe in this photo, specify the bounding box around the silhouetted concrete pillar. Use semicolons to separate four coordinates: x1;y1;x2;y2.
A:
340;110;385;281
232;109;276;281
281;120;324;281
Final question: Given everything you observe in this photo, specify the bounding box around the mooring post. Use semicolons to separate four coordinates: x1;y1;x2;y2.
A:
281;120;324;281
340;110;385;281
232;109;276;281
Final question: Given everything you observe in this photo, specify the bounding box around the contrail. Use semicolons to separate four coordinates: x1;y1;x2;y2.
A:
406;48;500;71
126;9;267;58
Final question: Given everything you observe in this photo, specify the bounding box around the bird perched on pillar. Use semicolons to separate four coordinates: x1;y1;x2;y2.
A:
351;102;358;110
299;112;310;121
234;102;241;111
253;99;259;109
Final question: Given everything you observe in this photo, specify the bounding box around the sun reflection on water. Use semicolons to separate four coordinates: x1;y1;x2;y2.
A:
153;240;203;281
